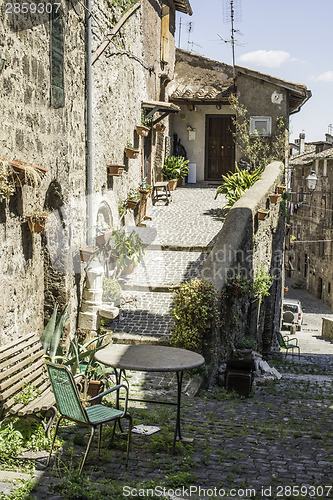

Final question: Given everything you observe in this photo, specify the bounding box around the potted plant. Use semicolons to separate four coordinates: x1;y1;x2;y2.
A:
277;184;286;194
162;156;189;191
257;208;270;221
79;246;98;262
127;187;140;209
95;228;113;246
155;123;165;133
136;125;150;137
125;144;139;159
107;164;125;176
269;193;281;204
112;228;145;276
26;210;50;233
226;271;251;297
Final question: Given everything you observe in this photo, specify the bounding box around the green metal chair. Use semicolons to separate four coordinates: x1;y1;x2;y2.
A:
277;332;300;358
46;362;132;474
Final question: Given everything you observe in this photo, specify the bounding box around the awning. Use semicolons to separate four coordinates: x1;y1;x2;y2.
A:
142;100;180;125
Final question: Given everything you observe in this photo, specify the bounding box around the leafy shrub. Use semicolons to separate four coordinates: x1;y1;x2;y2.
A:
102;277;122;305
215;164;262;211
162;156;189;180
171;278;220;353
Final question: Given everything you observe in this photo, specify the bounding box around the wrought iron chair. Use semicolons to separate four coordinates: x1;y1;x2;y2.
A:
46;362;132;474
277;332;300;358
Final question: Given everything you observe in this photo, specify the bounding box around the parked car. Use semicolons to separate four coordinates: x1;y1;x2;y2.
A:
282;299;303;331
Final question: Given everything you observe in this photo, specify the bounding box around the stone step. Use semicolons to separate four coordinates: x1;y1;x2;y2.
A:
109;290;174;344
118;248;208;290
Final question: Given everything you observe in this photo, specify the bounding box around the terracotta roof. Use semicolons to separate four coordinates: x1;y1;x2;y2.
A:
170;49;311;113
169;49;234;103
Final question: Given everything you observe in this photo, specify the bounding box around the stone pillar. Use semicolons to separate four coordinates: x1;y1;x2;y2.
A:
78;258;104;332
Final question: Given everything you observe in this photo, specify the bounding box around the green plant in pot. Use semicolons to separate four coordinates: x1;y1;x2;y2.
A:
162;155;189;190
102;277;122;306
112;228;145;276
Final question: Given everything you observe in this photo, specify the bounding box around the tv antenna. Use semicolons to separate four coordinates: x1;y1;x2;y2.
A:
178;18;194;50
222;0;242;83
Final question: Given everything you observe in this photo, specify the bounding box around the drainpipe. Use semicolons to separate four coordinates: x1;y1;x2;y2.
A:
86;0;93;245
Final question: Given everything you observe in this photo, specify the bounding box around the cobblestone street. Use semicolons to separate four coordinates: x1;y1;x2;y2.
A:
111;185;225;344
1;184;333;499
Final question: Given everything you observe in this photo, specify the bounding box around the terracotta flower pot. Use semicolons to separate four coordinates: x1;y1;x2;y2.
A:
136;125;150;137
177;177;183;187
277;185;286;194
26;215;48;233
125;148;139;159
155;123;165;133
79;246;98;262
168;179;178;191
257;209;270;221
127;199;139;209
107;165;125;176
96;229;112;246
269;193;281;204
86;380;105;406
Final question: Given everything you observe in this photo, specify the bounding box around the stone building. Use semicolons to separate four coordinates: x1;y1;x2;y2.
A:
0;0;192;344
288;144;333;310
168;49;311;181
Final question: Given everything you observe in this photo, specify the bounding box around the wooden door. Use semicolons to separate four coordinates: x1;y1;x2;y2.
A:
206;116;234;180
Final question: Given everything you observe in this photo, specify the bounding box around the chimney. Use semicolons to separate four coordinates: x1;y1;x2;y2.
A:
299;132;305;154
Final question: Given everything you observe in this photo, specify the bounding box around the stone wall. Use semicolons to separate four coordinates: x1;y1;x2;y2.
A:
0;2;87;343
322;317;333;339
201;161;284;382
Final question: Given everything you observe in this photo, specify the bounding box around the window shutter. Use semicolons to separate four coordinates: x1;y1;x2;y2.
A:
50;9;64;108
161;5;170;63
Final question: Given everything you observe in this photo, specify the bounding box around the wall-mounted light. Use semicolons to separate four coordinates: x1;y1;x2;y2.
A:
0;59;6;75
306;170;318;193
216;103;221;110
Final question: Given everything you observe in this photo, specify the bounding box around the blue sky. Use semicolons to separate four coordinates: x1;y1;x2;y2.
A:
176;0;332;143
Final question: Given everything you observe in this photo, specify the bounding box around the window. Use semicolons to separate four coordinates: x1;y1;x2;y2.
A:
50;8;64;108
249;116;272;137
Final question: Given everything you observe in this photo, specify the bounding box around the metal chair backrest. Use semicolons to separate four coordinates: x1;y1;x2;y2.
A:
276;332;287;348
47;363;88;425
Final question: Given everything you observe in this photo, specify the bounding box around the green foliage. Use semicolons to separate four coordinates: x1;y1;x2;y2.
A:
215;163;262;210
0;479;37;500
0;160;16;201
40;303;69;360
0;417;54;456
127;187;140;201
102;277;122;304
171;278;220;353
229;94;287;169
235;335;257;350
14;383;41;405
252;267;273;301
162;155;189;180
118;200;126;217
112;228;145;272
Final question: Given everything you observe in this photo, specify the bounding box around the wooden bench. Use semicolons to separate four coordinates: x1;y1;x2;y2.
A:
0;332;57;438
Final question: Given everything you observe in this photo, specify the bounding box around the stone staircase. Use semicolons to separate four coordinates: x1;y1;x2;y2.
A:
109;185;225;345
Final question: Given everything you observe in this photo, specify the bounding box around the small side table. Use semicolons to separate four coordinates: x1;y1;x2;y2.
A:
152;181;172;205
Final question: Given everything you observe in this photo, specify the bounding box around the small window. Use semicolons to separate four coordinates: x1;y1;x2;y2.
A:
250;116;272;137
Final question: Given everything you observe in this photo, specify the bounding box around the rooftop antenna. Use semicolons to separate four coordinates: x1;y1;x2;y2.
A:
187;21;193;51
222;0;242;85
328;124;333;136
177;18;194;50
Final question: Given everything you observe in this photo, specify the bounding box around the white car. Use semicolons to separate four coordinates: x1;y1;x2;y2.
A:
282;299;303;331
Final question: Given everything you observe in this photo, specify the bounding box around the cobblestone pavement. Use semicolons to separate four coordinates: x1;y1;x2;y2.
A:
111;185;225;343
3;351;332;499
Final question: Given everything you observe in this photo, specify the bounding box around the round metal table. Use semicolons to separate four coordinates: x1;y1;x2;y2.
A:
95;344;205;451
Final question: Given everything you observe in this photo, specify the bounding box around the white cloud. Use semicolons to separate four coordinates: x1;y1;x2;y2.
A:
316;70;333;82
238;50;291;68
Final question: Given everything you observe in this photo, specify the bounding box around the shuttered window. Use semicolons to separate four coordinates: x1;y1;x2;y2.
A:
50;9;64;108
